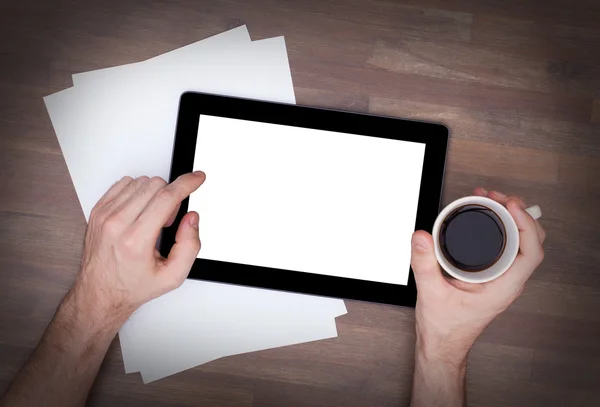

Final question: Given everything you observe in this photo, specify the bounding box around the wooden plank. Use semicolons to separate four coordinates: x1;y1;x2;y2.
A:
471;15;600;66
468;342;533;383
468;380;577;407
370;97;600;157
593;98;600;123
295;87;369;113
445;139;560;184
531;349;600;394
480;310;600;357
252;380;403;407
511;280;600;323
294;59;593;122
367;39;600;96
378;0;600;29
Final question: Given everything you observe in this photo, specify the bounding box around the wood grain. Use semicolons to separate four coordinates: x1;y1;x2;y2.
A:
1;0;599;406
368;40;600;96
370;97;600;156
473;17;600;68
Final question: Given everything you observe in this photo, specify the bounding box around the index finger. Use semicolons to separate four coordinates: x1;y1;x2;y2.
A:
134;171;206;241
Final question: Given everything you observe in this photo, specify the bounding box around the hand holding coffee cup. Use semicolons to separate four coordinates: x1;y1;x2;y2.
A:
433;193;542;283
410;188;546;369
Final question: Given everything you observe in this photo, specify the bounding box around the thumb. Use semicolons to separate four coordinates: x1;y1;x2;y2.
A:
160;211;201;289
411;231;446;291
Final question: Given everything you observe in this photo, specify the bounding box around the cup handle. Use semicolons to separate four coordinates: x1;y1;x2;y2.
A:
525;205;542;220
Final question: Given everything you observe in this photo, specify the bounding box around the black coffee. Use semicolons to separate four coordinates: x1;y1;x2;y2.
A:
439;204;506;272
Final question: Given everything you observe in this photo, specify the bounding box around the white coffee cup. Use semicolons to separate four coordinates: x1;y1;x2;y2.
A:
432;196;542;284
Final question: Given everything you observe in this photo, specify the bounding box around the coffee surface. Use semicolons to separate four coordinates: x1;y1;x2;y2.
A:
439;204;506;272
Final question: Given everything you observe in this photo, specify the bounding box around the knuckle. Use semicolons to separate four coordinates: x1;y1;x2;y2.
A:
189;239;201;253
102;215;123;236
164;275;185;292
539;226;547;241
122;235;141;252
95;211;109;225
175;173;189;182
155;188;173;202
150;176;167;188
122;176;134;183
508;196;525;208
171;277;185;290
532;248;545;265
136;176;150;185
170;181;185;196
89;206;101;220
537;249;545;264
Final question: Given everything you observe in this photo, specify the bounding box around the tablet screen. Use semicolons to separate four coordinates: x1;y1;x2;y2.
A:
188;115;426;286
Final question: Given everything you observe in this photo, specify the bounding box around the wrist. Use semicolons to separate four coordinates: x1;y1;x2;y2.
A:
38;284;127;363
416;329;472;371
413;331;468;407
62;275;133;336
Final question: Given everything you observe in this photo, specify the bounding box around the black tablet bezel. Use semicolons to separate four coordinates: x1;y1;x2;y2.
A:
160;92;448;307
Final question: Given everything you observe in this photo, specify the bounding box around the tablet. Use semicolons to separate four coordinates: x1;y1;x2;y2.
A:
161;92;448;306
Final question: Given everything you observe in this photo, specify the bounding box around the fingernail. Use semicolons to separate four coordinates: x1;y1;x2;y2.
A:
189;213;199;228
480;187;488;194
492;191;506;198
194;170;205;177
412;236;429;253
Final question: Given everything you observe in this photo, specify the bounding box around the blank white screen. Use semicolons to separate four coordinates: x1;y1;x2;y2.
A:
188;115;425;286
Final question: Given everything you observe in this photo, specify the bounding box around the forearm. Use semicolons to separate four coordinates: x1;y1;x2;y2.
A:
0;282;129;407
410;331;470;407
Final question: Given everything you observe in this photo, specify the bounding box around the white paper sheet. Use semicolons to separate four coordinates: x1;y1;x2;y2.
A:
44;26;346;383
120;280;346;375
71;25;252;85
45;35;295;221
124;280;345;383
140;317;339;384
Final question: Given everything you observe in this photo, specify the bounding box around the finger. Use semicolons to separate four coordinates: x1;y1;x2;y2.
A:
488;191;527;209
489;191;545;243
507;199;544;276
493;243;543;296
411;231;448;293
478;199;544;292
115;177;167;223
508;199;543;257
104;176;149;216
536;222;546;244
486;200;545;296
473;187;488;197
165;202;181;228
135;171;206;240
157;211;200;291
94;176;134;210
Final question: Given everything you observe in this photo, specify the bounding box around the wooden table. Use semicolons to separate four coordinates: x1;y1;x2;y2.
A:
1;0;599;406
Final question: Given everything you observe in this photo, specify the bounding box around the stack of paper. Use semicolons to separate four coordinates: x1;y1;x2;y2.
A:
43;25;347;383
